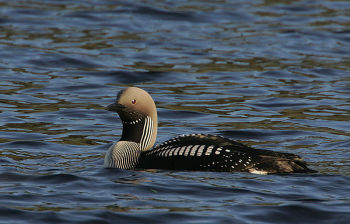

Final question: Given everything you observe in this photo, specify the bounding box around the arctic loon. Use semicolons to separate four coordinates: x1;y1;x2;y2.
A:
104;87;315;174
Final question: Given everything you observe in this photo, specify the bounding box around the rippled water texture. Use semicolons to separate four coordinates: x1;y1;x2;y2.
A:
1;0;350;223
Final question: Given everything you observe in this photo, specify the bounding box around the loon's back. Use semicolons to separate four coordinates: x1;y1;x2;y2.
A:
138;134;315;174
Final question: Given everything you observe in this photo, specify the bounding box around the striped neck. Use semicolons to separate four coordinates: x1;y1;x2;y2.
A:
104;141;141;168
120;115;155;151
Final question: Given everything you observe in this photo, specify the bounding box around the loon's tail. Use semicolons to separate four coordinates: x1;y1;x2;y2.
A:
248;154;317;174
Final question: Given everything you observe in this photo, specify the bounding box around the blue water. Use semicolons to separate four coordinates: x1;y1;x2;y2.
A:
1;0;350;223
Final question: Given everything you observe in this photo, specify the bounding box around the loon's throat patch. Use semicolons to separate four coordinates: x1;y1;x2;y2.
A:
120;117;146;143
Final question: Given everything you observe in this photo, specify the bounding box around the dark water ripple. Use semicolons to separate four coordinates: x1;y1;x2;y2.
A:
1;170;349;223
1;0;350;223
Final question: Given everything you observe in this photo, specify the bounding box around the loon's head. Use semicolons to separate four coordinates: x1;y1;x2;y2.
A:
107;87;158;150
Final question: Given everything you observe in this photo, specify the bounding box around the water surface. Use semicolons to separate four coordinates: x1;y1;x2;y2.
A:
1;0;350;223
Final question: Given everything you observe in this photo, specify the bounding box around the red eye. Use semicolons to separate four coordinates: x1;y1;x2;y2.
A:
131;99;136;104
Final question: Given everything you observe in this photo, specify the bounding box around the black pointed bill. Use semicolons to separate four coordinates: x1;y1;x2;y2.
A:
106;103;125;112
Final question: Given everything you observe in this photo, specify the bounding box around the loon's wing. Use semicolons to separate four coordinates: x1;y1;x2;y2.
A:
137;134;315;174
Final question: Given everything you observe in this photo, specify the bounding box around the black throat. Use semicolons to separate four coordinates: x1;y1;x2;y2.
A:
120;117;146;143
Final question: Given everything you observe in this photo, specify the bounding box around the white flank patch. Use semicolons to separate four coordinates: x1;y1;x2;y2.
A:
248;169;268;175
173;147;181;156
197;145;205;156
190;145;199;156
205;145;214;155
168;148;175;156
179;146;186;155
161;150;167;157
184;145;192;156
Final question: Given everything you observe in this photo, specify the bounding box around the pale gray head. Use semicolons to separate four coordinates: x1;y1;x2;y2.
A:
107;87;158;151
